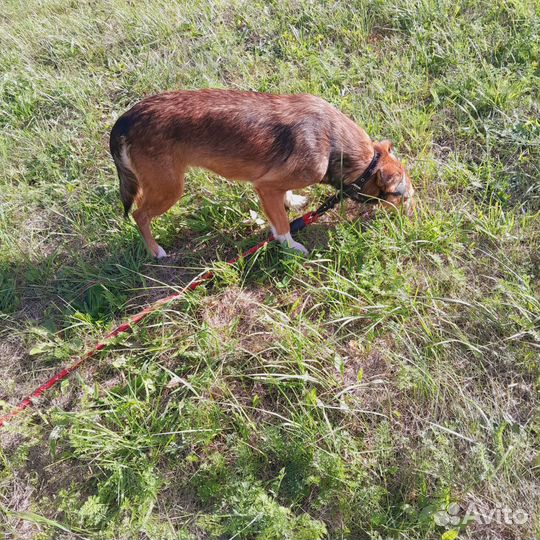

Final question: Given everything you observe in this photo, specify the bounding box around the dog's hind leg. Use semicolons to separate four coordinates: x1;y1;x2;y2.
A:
131;159;185;259
255;186;308;254
132;207;168;259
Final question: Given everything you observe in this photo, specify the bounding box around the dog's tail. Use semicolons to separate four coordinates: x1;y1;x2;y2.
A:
110;117;139;218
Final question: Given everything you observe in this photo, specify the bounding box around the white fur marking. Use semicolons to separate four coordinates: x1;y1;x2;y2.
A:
120;138;133;169
275;232;309;255
284;191;308;210
155;245;167;259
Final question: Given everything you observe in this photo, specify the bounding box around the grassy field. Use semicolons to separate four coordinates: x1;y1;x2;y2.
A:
1;0;539;538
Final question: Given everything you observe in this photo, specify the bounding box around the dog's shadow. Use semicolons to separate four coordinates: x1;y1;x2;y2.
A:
1;209;335;329
132;219;335;308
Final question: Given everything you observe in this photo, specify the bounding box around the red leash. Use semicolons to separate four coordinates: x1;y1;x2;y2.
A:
0;211;319;428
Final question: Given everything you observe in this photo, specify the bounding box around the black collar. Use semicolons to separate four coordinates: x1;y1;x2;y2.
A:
312;150;382;218
357;150;381;183
340;150;381;202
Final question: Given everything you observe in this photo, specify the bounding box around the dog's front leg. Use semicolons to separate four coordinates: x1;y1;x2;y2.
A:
255;186;308;255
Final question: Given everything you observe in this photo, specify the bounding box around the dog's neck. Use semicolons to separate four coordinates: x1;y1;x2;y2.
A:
322;143;378;190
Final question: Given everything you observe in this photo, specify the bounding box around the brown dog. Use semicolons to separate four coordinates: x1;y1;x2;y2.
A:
110;89;414;258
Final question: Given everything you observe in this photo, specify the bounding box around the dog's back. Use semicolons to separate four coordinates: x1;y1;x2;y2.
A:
110;90;350;180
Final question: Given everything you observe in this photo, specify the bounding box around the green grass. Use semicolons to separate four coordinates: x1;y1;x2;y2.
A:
1;0;539;538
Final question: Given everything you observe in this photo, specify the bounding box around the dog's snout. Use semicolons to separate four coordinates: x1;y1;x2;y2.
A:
393;177;407;197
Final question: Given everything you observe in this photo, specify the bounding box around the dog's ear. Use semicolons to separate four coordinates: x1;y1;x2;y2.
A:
372;139;402;188
376;139;394;155
371;140;394;181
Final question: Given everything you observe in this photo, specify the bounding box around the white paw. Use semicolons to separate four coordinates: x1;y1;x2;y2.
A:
275;232;309;255
287;238;309;255
155;245;168;259
284;191;308;210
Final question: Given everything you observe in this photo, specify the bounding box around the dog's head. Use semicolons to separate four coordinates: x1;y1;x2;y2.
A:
370;140;415;215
